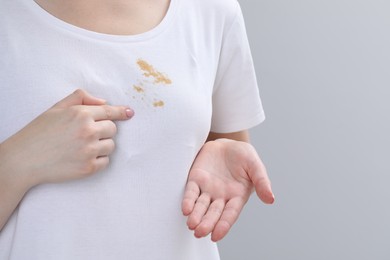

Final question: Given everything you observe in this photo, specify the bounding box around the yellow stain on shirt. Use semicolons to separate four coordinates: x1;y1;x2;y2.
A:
153;100;165;107
133;85;145;93
137;59;172;85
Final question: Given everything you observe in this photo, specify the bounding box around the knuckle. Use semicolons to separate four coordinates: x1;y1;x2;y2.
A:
108;121;118;135
83;144;99;156
254;175;269;188
200;192;210;200
102;105;113;120
79;125;99;140
67;106;80;116
80;159;97;176
79;157;109;177
209;207;223;215
184;191;198;200
100;157;110;170
70;107;91;121
106;139;116;154
73;89;84;96
225;206;239;218
78;108;92;119
219;220;232;230
112;122;118;134
196;199;209;209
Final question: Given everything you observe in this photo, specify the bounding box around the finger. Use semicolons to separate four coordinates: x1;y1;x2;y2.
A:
93;156;110;173
211;197;246;242
54;89;106;108
247;156;275;204
95;120;117;139
97;139;115;157
194;199;225;238
182;181;200;216
186;193;210;230
87;105;134;121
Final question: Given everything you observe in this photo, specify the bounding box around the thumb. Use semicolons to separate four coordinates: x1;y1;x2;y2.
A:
53;89;106;108
247;157;275;204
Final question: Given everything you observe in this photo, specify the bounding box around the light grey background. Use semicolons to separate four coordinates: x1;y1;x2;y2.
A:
219;0;390;259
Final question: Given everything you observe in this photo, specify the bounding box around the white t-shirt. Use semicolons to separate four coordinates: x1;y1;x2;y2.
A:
0;0;265;259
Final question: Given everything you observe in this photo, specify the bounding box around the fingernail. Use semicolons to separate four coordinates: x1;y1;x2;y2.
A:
270;193;275;204
125;108;134;118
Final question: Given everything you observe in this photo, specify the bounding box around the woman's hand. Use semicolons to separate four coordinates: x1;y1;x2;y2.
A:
182;138;274;242
0;89;134;187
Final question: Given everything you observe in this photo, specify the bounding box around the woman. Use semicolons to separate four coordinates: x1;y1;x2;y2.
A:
0;0;274;259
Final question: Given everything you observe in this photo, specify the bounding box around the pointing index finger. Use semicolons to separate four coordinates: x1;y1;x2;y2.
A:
89;105;134;121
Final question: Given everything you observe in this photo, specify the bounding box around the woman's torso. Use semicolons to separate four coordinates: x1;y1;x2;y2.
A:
0;0;239;258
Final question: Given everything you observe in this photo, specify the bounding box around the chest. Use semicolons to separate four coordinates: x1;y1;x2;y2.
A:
0;36;215;150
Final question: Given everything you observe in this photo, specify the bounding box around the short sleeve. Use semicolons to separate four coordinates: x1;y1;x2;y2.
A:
210;2;265;133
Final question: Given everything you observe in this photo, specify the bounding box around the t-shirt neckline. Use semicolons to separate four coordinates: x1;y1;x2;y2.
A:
24;0;177;42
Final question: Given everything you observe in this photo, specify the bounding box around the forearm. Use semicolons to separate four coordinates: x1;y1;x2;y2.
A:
0;179;29;231
0;140;35;231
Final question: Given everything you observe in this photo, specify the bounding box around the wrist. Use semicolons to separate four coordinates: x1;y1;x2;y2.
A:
0;140;38;194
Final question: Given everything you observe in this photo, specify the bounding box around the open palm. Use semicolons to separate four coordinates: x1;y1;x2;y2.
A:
182;139;274;242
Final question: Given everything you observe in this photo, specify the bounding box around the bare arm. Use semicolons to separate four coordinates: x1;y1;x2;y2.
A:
0;145;34;230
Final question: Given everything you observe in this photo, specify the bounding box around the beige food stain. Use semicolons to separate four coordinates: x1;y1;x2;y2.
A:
133;85;144;93
153;100;165;107
130;59;173;108
137;59;172;85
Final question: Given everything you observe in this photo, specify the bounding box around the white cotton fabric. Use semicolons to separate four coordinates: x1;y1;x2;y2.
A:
0;0;265;259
